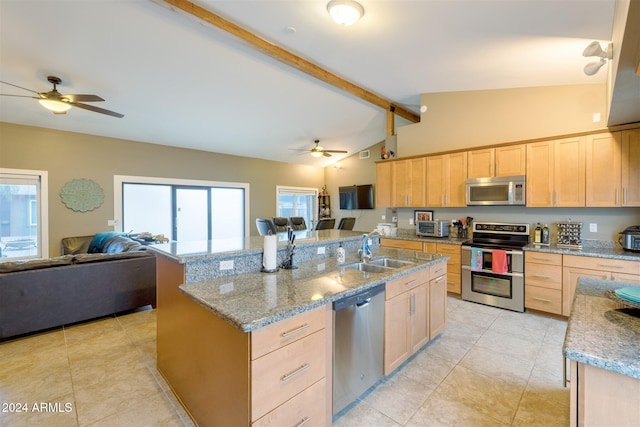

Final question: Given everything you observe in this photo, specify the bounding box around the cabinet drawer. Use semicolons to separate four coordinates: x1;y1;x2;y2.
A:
436;243;460;257
380;238;423;251
252;378;327;427
447;272;461;294
430;262;447;280
251;306;327;360
612;272;640;284
525;285;562;315
525;252;562;266
423;242;437;254
386;269;428;300
525;263;562;290
251;330;326;422
564;255;640;274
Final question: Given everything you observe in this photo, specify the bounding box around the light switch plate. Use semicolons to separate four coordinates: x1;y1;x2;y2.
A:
317;246;326;255
589;223;597;232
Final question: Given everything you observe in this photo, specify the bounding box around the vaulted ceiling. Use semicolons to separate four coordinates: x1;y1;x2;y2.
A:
1;0;635;167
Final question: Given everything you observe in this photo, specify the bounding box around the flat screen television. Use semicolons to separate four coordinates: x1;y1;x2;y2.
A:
338;184;374;210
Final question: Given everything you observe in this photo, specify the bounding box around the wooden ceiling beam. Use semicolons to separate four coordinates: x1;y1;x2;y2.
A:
161;0;420;124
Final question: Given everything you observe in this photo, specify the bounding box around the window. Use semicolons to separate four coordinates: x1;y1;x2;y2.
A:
0;169;49;260
115;176;249;241
276;186;318;231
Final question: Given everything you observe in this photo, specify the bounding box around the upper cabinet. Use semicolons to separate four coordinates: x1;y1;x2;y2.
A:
586;132;622;206
376;161;392;208
426;152;467;207
392;158;426;207
467;145;526;179
527;136;585;207
585;130;640;207
621;130;640;207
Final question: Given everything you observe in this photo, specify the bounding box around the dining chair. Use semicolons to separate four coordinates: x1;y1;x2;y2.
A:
272;217;290;233
255;218;276;236
289;217;307;231
337;217;356;231
315;218;335;230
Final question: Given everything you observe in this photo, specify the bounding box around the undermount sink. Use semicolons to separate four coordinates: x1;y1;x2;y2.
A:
342;262;392;273
368;257;415;268
342;257;415;273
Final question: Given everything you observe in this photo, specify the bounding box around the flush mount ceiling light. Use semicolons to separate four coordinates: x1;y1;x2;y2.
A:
38;98;72;114
582;41;612;76
327;0;364;26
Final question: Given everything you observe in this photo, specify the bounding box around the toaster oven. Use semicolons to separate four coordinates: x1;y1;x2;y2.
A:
416;220;449;238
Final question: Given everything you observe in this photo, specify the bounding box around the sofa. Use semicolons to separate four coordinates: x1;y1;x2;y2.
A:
0;232;156;340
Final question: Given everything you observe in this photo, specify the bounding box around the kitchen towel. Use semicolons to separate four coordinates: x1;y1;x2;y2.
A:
470;248;482;270
492;249;508;274
262;234;278;272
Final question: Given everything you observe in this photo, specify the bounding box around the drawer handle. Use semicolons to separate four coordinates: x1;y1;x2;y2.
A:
532;297;553;303
281;363;310;382
281;323;310;338
599;264;624;269
530;257;553;262
435;276;444;283
296;417;311;427
531;274;552;279
405;279;416;286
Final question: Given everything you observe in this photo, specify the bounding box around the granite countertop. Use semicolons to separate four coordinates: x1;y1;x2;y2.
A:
563;277;640;379
524;243;640;262
179;248;448;333
151;229;365;263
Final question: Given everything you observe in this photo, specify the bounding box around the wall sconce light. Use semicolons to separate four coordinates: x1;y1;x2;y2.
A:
327;0;364;26
582;41;612;76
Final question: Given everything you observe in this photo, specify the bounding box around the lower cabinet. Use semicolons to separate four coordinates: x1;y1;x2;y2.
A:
570;360;640;427
562;255;640;316
524;252;563;315
383;266;447;375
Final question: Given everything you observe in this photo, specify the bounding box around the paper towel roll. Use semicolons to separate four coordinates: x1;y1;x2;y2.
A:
262;235;278;271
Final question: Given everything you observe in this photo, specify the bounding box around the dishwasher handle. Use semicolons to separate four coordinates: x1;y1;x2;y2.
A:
333;283;385;311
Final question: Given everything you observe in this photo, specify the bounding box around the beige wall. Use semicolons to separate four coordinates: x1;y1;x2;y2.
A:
323;141;388;233
0;122;324;256
398;83;608;156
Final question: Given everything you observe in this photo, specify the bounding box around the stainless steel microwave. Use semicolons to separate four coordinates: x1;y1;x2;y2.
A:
466;175;526;206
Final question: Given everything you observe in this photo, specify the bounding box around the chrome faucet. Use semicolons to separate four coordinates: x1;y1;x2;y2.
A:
360;230;381;262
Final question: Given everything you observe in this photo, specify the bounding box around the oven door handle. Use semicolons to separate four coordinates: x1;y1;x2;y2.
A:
461;265;523;278
461;246;523;256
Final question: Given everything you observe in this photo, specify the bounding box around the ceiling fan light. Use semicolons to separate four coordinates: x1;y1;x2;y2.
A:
38;98;71;113
310;148;324;158
327;0;364;26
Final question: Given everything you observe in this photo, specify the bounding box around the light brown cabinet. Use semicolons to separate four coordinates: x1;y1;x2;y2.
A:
570;360;640;427
425;242;461;294
375;161;392;208
383;265;447;375
586;132;622;206
621;129;640;206
468;145;526;178
380;238;423;251
526;136;585;207
392;157;426;207
562;255;640;316
426;152;468;207
524;253;562;315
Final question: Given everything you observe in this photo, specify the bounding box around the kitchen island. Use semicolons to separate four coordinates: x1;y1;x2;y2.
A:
563;277;640;426
153;233;448;426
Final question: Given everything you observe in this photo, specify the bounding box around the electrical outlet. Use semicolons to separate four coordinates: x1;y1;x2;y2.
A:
381;215;386;220
220;260;234;270
392;216;398;223
589;223;597;232
107;219;117;226
317;246;326;255
409;218;414;225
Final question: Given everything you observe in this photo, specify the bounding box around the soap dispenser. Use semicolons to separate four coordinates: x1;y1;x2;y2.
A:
337;242;346;264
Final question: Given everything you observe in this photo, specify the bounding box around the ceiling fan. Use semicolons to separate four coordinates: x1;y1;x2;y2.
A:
0;75;124;118
292;139;348;158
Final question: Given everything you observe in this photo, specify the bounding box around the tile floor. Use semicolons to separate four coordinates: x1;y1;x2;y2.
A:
0;297;569;427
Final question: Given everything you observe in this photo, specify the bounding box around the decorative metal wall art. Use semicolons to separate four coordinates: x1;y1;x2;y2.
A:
60;178;104;212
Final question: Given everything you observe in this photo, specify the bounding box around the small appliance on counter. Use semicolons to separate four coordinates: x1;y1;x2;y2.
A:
556;221;583;248
619;226;640;252
416;220;449;238
375;223;396;236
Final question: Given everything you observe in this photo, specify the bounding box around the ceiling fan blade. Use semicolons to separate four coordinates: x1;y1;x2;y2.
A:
70;102;124;118
0;93;35;98
0;80;40;95
63;94;105;103
323;152;332;157
322;149;348;153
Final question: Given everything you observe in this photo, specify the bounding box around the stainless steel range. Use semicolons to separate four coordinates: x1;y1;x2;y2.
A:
461;222;529;312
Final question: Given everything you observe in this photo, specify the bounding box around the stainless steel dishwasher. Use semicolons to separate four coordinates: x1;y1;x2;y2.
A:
333;283;385;416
